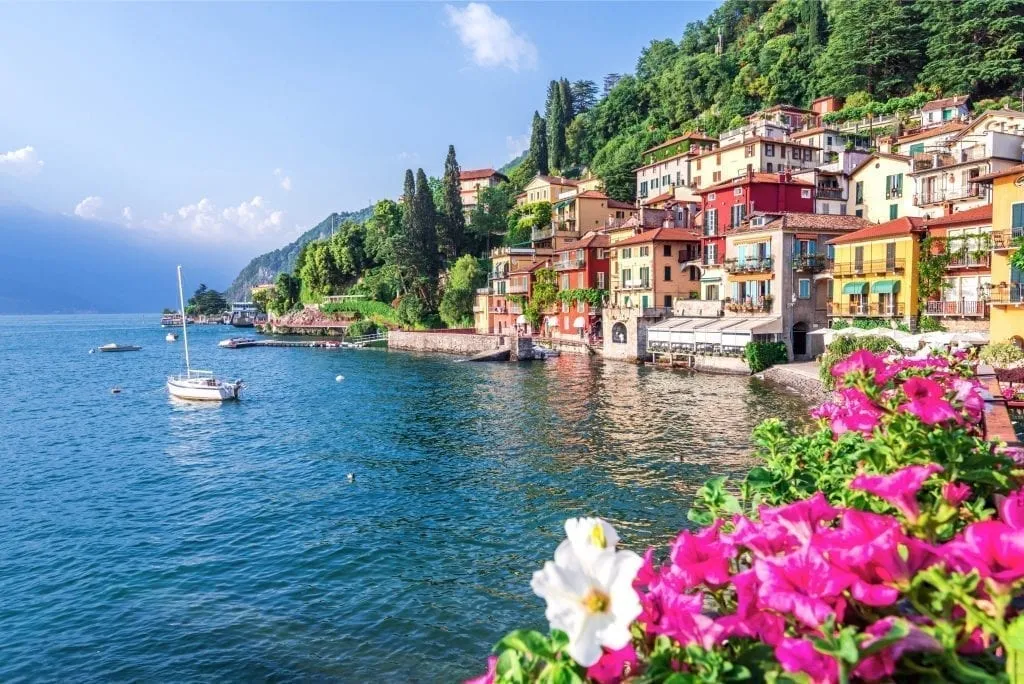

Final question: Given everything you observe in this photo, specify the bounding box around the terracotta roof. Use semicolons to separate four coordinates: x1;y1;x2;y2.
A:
692;136;820;161
460;168;507;182
896;121;966;144
828;217;926;245
559;232;610;251
534;175;578;186
975;163;1024;183
740;211;871;233
613;227;701;247
699;172;814;192
510;261;550;275
761;104;813;114
643;131;718;155
642;191;675;205
607;198;637;210
575;190;608;199
922;95;969;112
849;152;910;178
790;126;839;139
924;204;992;227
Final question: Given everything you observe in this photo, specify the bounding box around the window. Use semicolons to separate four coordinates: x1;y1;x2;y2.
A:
705;243;718;265
792;148;800;160
885;174;903;199
855;209;864;217
662;174;671;186
597;272;606;289
597;248;607;259
664;265;672;281
705;209;718;236
696;159;702;170
909;142;925;156
561;274;570;289
826;135;833;146
663;244;671;257
712;171;722;182
639;181;648;197
694;176;701;187
730;203;746;227
706;284;719;300
639;246;650;257
766;162;773;173
886;242;896;271
765;144;775;157
821;204;830;214
676;172;681;186
745;144;754;157
801;188;812;199
621;247;632;259
889;204;898;220
803;149;813;161
798;278;811;299
664;295;672;308
708;192;717;201
639;267;650;287
840;203;847;214
622;268;632;285
733;187;743;196
689;265;700;281
1012;202;1024;231
652;178;659;189
854;246;864;272
855;181;864;204
578;272;586;288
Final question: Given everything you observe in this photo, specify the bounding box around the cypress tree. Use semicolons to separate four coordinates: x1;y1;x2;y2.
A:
529;111;549;176
438;144;465;265
559;78;575;123
548;87;567;172
395;169;418;289
413;168;440;294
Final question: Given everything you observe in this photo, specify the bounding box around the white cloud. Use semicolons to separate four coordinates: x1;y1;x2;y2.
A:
121;206;133;223
74;196;104;219
506;131;530;160
0;145;45;176
274;167;292;191
445;3;537;72
397;151;419;162
156;195;286;242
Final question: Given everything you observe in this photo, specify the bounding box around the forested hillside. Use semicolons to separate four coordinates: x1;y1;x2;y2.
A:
508;0;1024;200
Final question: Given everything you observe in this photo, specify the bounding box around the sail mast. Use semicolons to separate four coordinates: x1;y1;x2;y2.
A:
177;265;191;373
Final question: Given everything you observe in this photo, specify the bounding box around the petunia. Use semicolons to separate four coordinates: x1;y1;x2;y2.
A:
532;523;644;666
832;349;888;383
754;546;855;628
558;517;621;570
464;656;496;684
899;376;960;425
586;644;638;684
723;515;800;558
829;388;883;436
997;489;1024;529
774;637;840;684
664;519;735;590
716;570;786;646
953;378;985;422
855;617;941;680
759;492;838;545
943;481;973;507
649;591;724;650
850;464;943;523
943;520;1024;585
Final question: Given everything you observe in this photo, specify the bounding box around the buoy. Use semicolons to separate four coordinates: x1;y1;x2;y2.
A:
89;349;95;354
111;387;122;394
347;473;355;482
335;375;345;382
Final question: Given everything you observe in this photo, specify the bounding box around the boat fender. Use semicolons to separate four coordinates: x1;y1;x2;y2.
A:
347;473;355;482
111;387;122;394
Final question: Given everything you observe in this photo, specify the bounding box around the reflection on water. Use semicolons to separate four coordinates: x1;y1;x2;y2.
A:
0;315;810;682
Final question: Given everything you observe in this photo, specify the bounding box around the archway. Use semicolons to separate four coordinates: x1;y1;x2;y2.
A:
792;321;808;357
612;322;628;344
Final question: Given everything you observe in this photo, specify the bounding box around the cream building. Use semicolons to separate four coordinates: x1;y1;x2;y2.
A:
847;153;919;224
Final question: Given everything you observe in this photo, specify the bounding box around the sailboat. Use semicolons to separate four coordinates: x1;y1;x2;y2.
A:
166;266;243;401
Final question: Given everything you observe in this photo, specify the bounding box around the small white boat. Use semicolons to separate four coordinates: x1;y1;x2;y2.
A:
166;333;178;342
218;337;257;349
97;343;142;352
167;266;242;402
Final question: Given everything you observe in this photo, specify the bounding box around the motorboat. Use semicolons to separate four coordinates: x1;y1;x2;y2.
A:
227;302;258;327
96;343;142;352
167;266;243;402
218;337;257;349
166;333;178;342
160;313;183;327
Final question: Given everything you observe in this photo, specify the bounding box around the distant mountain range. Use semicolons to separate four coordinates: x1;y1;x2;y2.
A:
223;206;373;301
0;203;240;314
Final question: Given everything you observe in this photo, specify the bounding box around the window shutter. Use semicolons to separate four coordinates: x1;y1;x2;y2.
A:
1013;203;1024;230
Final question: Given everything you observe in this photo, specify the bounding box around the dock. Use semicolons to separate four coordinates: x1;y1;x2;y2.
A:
221;332;388;350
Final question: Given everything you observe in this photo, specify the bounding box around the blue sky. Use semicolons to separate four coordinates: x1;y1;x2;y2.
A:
0;2;717;258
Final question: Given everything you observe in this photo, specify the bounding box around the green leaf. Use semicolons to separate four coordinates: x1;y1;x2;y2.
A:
1006;615;1024;652
496;649;525;684
838;630;859;664
496;629;552;659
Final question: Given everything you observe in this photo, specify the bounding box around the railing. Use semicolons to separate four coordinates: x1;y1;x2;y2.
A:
832;259;905;276
913;146;986;171
816;187;844;200
619;280;652;290
532;225;554;241
914;184;984;206
724;257;773;274
792;254;832;272
507;283;529;294
828;302;905;317
703;257;723;266
476;287;492;295
489;306;508;314
554;258;585;271
947;252;991;268
992;228;1024;250
703;226;720;237
990;284;1024;304
835;111;909;134
642;307;673;318
725;298;773;314
926;300;989;317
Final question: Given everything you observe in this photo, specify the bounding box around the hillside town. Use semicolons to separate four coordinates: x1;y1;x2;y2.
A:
461;95;1024;368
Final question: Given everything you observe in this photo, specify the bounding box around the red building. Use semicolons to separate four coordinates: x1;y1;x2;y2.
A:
550;232;610;340
697;170;816;268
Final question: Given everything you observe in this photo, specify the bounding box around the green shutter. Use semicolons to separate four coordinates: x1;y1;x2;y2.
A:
890;204;898;220
909;143;924;155
896;174;903;193
1012;203;1024;230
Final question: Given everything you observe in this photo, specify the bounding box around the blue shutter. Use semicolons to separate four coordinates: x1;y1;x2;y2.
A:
808;240;817;254
1012;203;1024;230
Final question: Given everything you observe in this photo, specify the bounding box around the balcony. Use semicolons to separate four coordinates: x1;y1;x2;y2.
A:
816;187;844;201
990;284;1024;304
926;300;989;317
832;259;905;276
914;184;984;206
725;297;773;314
827;302;905;317
476;287;492;295
532;222;578;243
724;257;773;274
992;228;1024;251
947;252;991;269
489;306;508;314
554;258;585;271
619;280;652;291
507;283;529;294
791;254;832;272
912;146;986;172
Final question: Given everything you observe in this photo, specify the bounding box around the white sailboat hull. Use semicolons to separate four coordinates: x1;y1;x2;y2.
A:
167;375;241;401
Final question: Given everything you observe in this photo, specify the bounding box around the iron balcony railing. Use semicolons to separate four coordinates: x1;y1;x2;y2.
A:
832;259;905;276
828;302;905;317
914;184;984;206
554;258;585;271
725;298;773;313
816;187;844;200
791;254;832;272
507;283;529;294
724;257;773;274
947;252;991;268
619;280;652;290
992;228;1024;250
912;146;986;171
925;300;989;317
990;284;1024;304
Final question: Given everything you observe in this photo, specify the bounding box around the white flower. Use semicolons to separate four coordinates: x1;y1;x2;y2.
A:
557;517;620;569
531;520;643;667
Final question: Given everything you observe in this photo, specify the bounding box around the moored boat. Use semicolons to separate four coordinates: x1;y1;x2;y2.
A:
218;337;257;348
96;343;142;352
166;333;178;342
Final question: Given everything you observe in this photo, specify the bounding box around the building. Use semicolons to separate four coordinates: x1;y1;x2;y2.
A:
697;171;816;301
909;109;1024;215
550;232;610;342
976;164;1024;344
793;151;871;217
791;126;871;163
723;211;869;359
847;153;917;223
477;247;551;335
517;175;578;206
891;120;967;157
609;227;702;311
922;205;992;329
689;137;820;189
459;168;508;216
920;95;971;130
827;217;926;327
541;189;636;249
635;132;718;201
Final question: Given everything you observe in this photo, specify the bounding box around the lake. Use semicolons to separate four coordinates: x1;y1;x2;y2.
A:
0;315;810;682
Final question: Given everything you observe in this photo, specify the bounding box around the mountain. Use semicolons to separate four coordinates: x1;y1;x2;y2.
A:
0;203;240;313
224;206;373;301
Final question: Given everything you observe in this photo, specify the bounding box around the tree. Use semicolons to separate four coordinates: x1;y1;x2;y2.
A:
917;235;952;326
558;78;575;123
439;254;485;328
571;80;598;113
468;183;513;254
412;168;441;304
505;201;551;247
438;145;465;265
547;84;568;172
529;111;549;176
186;284;228;316
299;241;340;300
523;267;558;328
271;272;301;313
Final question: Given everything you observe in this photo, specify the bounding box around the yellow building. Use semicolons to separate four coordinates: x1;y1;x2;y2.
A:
847;153;919;224
689;137;819;190
609;228;702;311
977;164;1024;344
828;217;925;326
516;175;578;206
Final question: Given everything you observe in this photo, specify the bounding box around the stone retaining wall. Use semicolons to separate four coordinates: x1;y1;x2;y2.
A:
758;365;831;404
388;330;534;359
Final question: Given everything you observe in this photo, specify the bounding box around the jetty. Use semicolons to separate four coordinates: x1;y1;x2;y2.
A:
220;332;388;350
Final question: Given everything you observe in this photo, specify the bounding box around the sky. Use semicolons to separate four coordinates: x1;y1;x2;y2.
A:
0;1;717;261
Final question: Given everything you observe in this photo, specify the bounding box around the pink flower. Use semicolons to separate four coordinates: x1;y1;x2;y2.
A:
1003;386;1016;401
759;493;838;545
774;638;839;684
850;464;943;522
855;618;941;680
656;603;725;650
944;520;1024;584
1003;446;1024;466
716;570;786;646
832;349;888;383
754;546;855;628
464;656;496;684
953;378;985;422
586;645;637;684
664;520;735;590
723;515;800;558
899;376;960;425
943;481;972;507
997;489;1024;529
825;388;883;437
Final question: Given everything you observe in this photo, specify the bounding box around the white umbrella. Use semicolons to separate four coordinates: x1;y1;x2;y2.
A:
516;314;527;325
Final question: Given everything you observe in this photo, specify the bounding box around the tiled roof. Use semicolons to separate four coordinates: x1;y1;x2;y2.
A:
790;126;838;138
643;191;675;205
922;95;969;112
692;135;820;160
849;152;910;178
510;261;550;275
534;175;578;186
460;168;506;181
699;172;814;192
828;217;925;245
924;204;992;227
607;198;637;210
975;163;1024;183
613;227;701;247
740;211;870;233
575;190;608;199
896;121;966;144
559;232;610;251
643;131;718;155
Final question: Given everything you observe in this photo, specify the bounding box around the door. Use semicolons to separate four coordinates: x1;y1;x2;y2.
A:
792;322;808;357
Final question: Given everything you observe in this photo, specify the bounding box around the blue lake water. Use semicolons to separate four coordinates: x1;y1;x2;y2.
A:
0;314;809;682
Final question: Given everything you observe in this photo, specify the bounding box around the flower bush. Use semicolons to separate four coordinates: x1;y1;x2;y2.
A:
469;349;1024;684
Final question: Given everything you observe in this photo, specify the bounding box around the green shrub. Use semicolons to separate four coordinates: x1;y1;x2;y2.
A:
744;341;788;373
396;293;426;327
345;319;378;338
819;335;903;388
979;342;1024;368
916;314;944;333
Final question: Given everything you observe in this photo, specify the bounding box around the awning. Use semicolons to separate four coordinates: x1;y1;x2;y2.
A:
573;316;586;328
700;275;722;283
842;281;868;295
871;280;901;294
516;314;527;325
